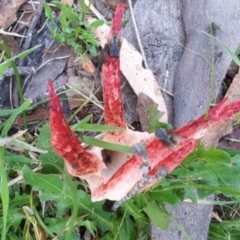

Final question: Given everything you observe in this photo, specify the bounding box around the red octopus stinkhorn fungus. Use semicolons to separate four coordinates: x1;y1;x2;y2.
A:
48;4;240;202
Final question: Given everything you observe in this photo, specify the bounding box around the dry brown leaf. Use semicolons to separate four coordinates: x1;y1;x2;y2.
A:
14;107;49;127
0;35;22;56
75;54;95;73
89;17;168;122
61;0;73;5
105;0;126;7
0;0;27;29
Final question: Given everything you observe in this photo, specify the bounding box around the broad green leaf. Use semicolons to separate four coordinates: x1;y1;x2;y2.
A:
124;201;144;220
59;15;67;27
45;218;68;233
44;3;54;19
150;190;181;205
76;190;113;232
9;193;30;209
58;3;79;20
81;220;97;236
209;225;228;240
82;136;132;153
173;161;218;186
88;45;98;56
23;165;64;201
185;188;197;204
23;167;71;216
119;216;134;240
5;154;32;169
143;202;169;230
183;146;231;166
35;124;64;171
90;19;104;29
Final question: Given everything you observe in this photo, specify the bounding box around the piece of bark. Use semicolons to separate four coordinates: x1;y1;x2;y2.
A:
24;41;71;103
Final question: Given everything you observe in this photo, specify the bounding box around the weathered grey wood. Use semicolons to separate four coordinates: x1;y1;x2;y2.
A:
174;0;240;127
24;41;71;103
151;197;213;240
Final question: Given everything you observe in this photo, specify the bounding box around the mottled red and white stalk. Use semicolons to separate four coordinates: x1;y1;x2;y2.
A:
101;4;128;127
48;80;105;178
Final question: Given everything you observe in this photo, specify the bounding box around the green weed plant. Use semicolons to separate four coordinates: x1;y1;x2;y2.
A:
44;1;104;57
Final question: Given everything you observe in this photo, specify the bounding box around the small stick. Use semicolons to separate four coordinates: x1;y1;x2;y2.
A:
0;29;26;38
84;0;105;20
127;0;148;69
20;0;45;52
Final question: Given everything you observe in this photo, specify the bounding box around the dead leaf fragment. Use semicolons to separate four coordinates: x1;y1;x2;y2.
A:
136;92;164;132
0;0;27;29
75;54;95;74
0;35;22;56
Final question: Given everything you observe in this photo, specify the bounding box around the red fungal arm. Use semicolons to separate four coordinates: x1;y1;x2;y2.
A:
48;80;104;177
92;99;240;201
102;4;128;128
110;4;128;36
102;57;126;127
176;98;239;139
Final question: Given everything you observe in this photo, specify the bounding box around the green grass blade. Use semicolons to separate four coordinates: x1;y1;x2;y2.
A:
82;136;132;153
0;43;41;76
0;147;9;240
0;109;22;116
72;123;124;132
204;32;240;66
0;100;32;137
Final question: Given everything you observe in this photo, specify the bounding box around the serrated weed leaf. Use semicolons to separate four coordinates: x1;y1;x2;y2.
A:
23;166;64;200
35;123;64;171
143;202;169;230
183;146;231;167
